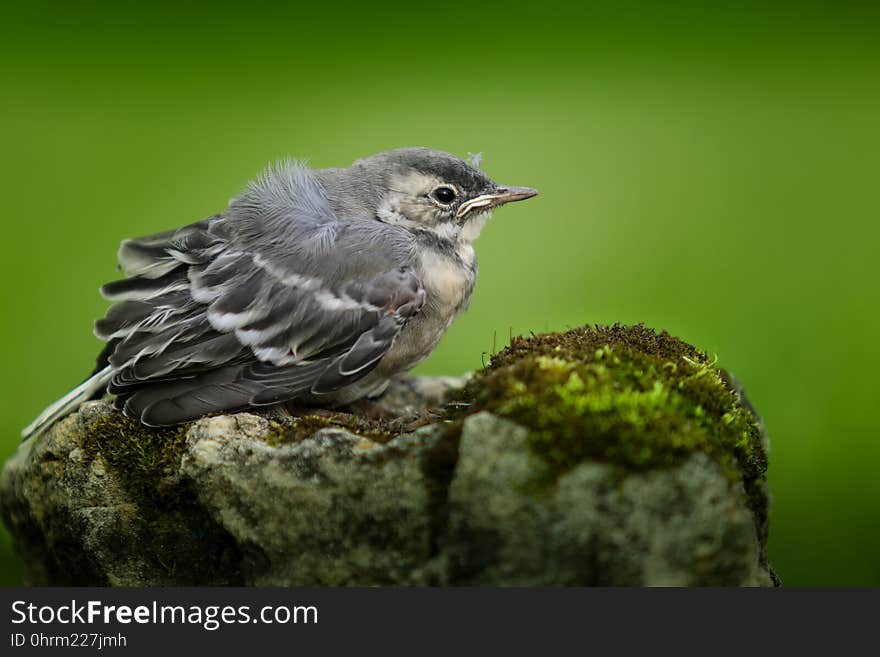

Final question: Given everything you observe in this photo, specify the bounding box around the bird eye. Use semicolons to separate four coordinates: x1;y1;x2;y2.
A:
431;186;457;204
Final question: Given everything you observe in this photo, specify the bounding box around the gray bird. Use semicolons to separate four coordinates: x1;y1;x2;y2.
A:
22;147;537;438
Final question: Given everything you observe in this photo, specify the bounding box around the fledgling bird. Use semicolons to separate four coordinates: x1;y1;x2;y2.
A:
22;147;537;438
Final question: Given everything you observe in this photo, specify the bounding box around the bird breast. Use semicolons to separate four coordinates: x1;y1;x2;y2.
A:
418;247;476;317
375;245;475;378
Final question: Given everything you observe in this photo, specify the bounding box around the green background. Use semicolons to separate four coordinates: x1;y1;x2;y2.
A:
1;1;878;586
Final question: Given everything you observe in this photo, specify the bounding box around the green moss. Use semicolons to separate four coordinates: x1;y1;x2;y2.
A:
82;409;399;488
78;411;242;584
263;413;400;447
446;324;768;532
81;412;190;505
69;403;403;584
78;408;400;507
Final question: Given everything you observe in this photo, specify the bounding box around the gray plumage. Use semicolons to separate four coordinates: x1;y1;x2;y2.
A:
22;147;537;436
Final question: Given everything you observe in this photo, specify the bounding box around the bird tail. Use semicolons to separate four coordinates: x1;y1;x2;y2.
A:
21;366;113;441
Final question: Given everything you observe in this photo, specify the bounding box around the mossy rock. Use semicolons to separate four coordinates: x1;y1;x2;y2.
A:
1;325;776;586
447;323;770;546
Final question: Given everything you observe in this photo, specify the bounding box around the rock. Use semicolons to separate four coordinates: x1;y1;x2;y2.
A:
1;325;777;586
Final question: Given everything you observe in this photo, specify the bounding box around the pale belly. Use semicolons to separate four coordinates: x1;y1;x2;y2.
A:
377;247;476;377
378;311;457;375
324;246;476;406
324;311;461;407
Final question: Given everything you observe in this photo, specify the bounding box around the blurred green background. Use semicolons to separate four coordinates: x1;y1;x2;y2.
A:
1;0;878;586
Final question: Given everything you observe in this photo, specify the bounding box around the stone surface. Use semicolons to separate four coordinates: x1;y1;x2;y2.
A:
1;326;778;586
1;403;773;587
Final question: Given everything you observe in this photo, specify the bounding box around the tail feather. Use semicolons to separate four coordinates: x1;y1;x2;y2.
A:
21;366;113;441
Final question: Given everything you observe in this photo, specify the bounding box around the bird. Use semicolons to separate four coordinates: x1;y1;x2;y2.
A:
22;147;538;438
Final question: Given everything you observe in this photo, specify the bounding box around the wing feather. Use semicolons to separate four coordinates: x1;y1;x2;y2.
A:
95;162;425;425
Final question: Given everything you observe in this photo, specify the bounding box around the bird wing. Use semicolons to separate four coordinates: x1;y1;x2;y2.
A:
94;163;425;426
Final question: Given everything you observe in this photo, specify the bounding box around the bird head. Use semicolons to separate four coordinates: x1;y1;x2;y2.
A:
327;147;538;243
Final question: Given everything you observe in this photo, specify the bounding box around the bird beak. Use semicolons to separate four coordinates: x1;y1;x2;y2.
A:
455;185;539;219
